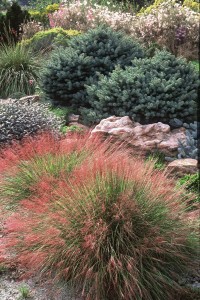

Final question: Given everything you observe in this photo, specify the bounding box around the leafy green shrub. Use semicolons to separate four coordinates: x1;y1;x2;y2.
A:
1;135;199;300
191;60;199;72
139;0;199;14
29;2;59;27
0;102;64;145
50;106;72;122
0;41;41;98
29;10;48;26
21;28;80;53
28;0;60;11
42;26;145;107
45;3;60;14
176;173;199;208
183;0;199;12
84;50;198;124
61;125;84;134
178;173;199;194
145;150;166;170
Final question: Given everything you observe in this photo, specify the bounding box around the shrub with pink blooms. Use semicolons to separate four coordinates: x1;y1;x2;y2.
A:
48;1;136;34
48;1;99;31
48;0;199;60
132;0;199;59
0;133;199;300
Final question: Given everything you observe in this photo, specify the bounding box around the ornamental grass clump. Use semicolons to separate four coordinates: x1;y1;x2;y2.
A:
20;27;81;54
0;40;41;98
0;132;109;205
0;133;199;300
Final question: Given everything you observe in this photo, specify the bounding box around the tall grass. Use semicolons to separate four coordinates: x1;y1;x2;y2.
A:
0;133;199;300
0;38;42;98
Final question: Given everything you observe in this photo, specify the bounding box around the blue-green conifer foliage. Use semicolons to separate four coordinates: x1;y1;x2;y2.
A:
41;26;145;106
84;51;198;124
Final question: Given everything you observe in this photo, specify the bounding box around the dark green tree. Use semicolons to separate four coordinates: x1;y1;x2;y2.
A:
5;1;30;41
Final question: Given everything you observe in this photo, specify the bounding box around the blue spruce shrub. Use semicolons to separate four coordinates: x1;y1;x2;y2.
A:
177;121;199;160
41;26;145;107
83;50;198;125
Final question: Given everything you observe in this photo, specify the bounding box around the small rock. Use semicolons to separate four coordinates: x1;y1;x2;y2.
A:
166;158;198;177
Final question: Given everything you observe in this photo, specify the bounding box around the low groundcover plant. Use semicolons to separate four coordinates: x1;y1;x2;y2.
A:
0;101;64;146
0;133;199;300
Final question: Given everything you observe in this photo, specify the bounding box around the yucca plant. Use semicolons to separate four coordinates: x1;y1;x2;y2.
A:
0;38;41;99
0;133;199;300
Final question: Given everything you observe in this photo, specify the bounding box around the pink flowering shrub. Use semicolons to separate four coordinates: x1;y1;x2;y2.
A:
48;1;98;31
48;0;199;59
131;0;199;59
0;132;199;300
48;1;136;33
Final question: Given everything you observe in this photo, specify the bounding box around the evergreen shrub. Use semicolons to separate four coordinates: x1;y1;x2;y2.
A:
83;50;198;124
4;1;30;42
41;26;145;107
178;122;199;160
21;28;80;53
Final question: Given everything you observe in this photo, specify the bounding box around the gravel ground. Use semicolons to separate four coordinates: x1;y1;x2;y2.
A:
0;273;82;300
1;268;200;300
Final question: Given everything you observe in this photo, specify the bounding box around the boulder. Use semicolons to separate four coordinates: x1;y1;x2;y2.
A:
91;116;186;157
92;116;139;136
166;158;198;177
